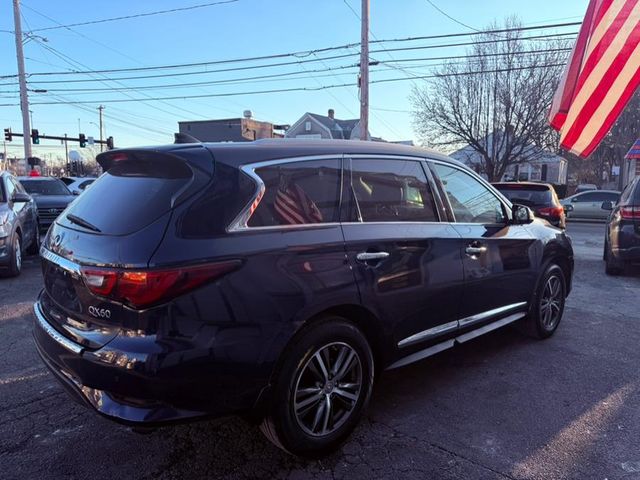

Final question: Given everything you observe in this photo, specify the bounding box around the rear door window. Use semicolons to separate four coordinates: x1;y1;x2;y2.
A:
59;160;193;235
349;158;438;222
248;158;342;227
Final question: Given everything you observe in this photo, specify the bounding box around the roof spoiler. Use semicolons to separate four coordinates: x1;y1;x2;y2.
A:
174;132;200;144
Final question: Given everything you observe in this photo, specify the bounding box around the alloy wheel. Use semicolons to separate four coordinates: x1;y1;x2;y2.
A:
293;342;362;437
15;237;21;271
539;275;563;330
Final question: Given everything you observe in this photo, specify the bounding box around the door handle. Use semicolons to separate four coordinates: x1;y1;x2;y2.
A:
465;245;487;256
356;252;390;262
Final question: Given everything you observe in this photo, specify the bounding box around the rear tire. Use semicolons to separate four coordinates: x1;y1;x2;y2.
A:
1;234;22;278
520;264;566;339
604;241;624;276
260;318;374;457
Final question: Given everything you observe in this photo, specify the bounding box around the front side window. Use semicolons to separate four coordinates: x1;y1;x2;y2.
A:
248;158;341;227
350;158;438;222
433;163;506;224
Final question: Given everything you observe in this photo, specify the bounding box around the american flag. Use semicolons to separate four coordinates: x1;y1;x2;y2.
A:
274;183;323;225
550;0;640;158
625;138;640;159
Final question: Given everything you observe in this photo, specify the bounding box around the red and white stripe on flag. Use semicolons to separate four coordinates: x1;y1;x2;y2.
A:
549;0;640;158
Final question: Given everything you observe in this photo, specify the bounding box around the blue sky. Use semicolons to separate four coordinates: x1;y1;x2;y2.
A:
0;0;587;159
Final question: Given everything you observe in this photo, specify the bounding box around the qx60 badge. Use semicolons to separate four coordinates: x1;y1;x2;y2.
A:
88;306;111;319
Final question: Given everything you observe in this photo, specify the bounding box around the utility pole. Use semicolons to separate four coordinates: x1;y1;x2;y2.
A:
64;134;68;164
359;0;369;141
98;105;104;152
13;0;32;160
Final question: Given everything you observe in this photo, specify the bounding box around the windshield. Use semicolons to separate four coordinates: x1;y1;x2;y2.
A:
495;186;553;208
20;179;71;196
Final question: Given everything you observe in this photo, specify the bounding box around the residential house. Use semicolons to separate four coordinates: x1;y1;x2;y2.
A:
178;111;286;142
450;132;568;184
285;109;370;140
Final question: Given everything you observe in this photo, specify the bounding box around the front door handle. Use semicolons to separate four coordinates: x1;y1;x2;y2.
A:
356;252;390;262
465;245;487;256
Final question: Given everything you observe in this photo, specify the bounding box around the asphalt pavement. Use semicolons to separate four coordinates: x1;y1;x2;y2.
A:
2;221;640;480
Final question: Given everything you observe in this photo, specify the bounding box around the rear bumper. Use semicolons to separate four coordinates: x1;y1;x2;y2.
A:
613;246;640;263
32;299;271;426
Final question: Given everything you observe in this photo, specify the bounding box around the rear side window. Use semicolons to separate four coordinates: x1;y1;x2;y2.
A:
350;158;438;222
248;159;342;227
60;160;192;235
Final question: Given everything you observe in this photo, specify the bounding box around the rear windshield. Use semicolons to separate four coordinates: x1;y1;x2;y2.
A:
20;179;70;196
494;185;553;207
59;160;192;235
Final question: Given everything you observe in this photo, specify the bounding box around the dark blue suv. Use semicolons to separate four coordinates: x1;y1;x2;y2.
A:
603;176;640;275
33;140;574;456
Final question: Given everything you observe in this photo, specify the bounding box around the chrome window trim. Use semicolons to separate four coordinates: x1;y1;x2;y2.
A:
398;320;458;348
226;154;343;233
33;302;83;355
40;247;81;278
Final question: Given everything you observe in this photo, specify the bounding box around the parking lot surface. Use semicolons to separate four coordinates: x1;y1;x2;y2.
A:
2;222;640;480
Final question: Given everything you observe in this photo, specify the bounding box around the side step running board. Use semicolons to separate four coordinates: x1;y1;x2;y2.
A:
386;312;526;370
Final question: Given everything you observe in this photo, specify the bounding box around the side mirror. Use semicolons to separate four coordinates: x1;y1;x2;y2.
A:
564;204;574;212
512;204;534;225
601;200;614;211
12;192;31;203
73;190;80;196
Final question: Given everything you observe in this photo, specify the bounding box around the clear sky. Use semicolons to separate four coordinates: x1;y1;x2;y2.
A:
0;0;588;160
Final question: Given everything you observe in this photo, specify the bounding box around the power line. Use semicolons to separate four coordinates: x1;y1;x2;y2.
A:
25;0;240;32
2;23;579;79
2;35;575;89
424;0;480;32
0;63;566;107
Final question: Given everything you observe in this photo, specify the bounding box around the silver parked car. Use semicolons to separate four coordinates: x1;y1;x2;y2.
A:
561;190;621;220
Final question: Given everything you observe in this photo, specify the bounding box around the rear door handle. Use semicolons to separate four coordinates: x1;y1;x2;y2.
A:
356;252;390;262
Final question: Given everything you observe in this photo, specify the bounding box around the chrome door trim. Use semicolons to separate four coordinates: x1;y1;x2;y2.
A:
33;302;83;355
397;320;458;348
455;312;526;343
458;301;527;328
387;339;455;370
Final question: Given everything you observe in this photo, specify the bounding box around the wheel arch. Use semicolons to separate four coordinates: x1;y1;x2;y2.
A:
541;246;573;296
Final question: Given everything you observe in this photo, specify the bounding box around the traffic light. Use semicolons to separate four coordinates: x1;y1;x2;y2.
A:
4;128;11;141
106;136;114;150
79;133;86;148
31;129;40;144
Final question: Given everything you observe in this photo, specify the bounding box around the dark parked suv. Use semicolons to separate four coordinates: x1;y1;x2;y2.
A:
602;176;640;275
493;182;566;228
33;140;574;456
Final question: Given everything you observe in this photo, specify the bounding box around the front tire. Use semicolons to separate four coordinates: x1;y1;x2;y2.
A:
521;264;566;339
260;318;374;457
1;234;22;278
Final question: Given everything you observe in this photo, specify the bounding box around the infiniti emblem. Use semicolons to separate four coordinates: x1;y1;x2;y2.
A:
53;234;62;247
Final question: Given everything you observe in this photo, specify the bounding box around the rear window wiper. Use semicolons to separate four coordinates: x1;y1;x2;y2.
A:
66;213;101;233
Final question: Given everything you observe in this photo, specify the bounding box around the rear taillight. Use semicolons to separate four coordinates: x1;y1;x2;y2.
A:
80;260;241;309
538;206;564;218
620;206;640;220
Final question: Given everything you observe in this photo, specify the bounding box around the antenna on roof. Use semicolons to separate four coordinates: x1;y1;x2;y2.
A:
174;132;200;144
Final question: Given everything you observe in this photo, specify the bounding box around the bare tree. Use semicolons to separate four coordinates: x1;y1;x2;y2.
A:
411;17;569;181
